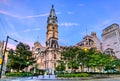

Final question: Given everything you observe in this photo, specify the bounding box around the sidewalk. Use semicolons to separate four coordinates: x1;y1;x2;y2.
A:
56;74;120;80
1;74;120;81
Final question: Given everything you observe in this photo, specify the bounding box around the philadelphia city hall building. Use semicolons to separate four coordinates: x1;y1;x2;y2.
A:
31;5;61;74
31;5;120;74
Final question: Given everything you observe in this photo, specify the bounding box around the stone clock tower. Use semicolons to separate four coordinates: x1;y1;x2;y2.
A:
46;5;59;48
45;5;60;74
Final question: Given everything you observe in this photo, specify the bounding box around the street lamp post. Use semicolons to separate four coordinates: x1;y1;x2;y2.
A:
0;36;18;78
80;62;82;72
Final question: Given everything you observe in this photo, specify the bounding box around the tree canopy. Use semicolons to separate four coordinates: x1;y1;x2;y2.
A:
60;46;118;73
7;42;36;72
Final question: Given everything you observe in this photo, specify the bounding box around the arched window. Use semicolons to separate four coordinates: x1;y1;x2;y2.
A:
53;27;54;30
54;54;56;59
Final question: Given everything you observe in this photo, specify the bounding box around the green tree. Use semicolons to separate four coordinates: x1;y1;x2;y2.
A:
61;46;116;73
104;58;120;72
55;61;66;71
99;53;113;72
77;47;96;72
76;47;85;72
88;54;99;72
113;59;120;69
61;46;79;73
88;51;114;72
7;42;36;72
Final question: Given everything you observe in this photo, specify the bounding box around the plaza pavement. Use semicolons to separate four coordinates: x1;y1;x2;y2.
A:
1;75;120;81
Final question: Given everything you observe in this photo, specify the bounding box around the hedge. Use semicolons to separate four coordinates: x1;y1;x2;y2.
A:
57;73;90;77
6;72;33;77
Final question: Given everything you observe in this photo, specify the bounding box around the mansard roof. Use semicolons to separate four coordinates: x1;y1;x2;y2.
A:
34;41;42;47
47;5;58;25
83;35;92;39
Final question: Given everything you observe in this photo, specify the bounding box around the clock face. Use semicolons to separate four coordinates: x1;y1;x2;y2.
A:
49;20;52;23
50;20;55;24
49;20;57;24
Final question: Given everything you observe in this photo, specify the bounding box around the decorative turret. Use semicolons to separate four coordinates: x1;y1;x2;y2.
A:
47;5;58;25
91;32;96;37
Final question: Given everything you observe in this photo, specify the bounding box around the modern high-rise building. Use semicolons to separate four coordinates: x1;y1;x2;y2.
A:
102;23;120;58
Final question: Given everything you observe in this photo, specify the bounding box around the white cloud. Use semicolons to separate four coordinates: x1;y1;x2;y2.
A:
33;28;41;31
23;28;41;33
0;10;21;18
91;19;113;31
24;13;49;18
93;17;120;31
0;10;61;19
67;11;74;15
10;32;17;35
56;12;61;15
5;18;16;31
8;23;15;30
78;3;85;7
59;38;70;46
59;22;80;27
24;12;61;19
9;32;21;38
23;29;31;32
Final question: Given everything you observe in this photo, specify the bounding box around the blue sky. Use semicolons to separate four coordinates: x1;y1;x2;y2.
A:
0;0;120;48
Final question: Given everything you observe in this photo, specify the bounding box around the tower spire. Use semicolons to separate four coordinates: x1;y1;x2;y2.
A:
52;4;54;9
46;5;59;48
47;5;58;25
86;28;88;36
37;36;39;42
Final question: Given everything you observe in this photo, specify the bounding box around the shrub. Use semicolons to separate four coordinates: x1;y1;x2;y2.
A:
6;72;33;77
57;73;90;77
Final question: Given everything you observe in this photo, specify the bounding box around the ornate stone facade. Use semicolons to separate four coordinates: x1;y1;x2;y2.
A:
32;5;60;74
32;5;120;74
76;32;102;51
32;5;103;74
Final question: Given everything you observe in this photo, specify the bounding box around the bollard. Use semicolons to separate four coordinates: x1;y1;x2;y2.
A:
49;74;50;78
